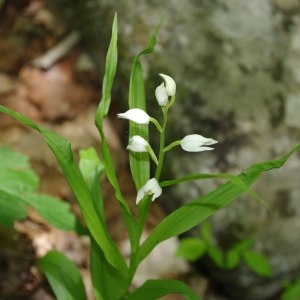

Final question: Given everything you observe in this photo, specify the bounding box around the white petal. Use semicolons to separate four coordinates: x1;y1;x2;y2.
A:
155;83;169;106
136;178;162;204
180;134;218;152
127;135;149;152
136;187;146;204
117;108;150;124
159;73;176;96
145;178;162;201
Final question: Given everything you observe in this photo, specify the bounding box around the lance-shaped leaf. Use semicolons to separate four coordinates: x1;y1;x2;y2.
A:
0;105;128;276
127;279;200;300
94;14;138;247
90;239;128;300
137;144;300;264
38;250;87;300
128;19;163;190
79;150;128;300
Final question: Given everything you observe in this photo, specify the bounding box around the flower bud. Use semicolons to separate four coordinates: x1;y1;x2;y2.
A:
117;108;150;124
136;178;162;204
180;134;218;152
159;73;176;96
155;83;169;106
127;135;149;152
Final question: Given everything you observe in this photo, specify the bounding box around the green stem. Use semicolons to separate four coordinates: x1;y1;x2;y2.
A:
155;107;169;180
147;146;158;165
150;117;163;132
163;140;181;152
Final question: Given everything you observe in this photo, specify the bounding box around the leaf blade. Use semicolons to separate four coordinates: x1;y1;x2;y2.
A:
128;20;162;190
242;251;273;277
38;250;87;300
127;279;200;300
138;145;300;263
0;105;128;276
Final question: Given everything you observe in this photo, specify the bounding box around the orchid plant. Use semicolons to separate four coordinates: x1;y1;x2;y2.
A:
0;15;299;300
118;73;218;205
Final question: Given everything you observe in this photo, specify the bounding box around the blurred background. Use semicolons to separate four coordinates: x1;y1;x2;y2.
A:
0;0;300;299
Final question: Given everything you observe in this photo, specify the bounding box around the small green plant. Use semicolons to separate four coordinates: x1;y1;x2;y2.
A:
0;145;80;231
0;14;299;299
176;222;272;277
281;278;300;300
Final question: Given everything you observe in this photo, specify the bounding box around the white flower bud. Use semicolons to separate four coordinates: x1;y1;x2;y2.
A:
159;73;176;96
117;108;150;124
136;178;162;204
127;135;149;152
155;83;169;106
180;134;218;152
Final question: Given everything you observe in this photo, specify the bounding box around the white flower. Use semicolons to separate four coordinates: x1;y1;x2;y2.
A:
136;178;162;204
117;108;150;124
180;134;218;152
159;73;176;96
127;135;149;152
155;83;169;106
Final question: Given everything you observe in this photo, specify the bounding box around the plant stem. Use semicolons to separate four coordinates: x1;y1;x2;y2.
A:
155;107;169;180
163;140;181;152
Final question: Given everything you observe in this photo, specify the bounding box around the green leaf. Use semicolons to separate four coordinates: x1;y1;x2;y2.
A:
79;147;105;220
0;146;38;226
90;239;127;300
0;105;128;276
79;149;128;300
93;14;138;248
38;250;87;300
242;251;272;277
96;13;118;122
137;144;300;264
231;237;253;253
128;60;149;190
128;19;162;190
207;246;224;268
200;222;213;245
176;237;207;261
0;146;39;194
0;146;82;231
127;279;200;300
24;194;78;231
282;278;300;300
0;190;27;226
224;249;241;269
79;147;104;190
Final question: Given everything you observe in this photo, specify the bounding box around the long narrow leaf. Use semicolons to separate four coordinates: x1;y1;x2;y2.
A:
38;250;87;300
94;14;138;248
128;60;149;190
127;279;199;300
94;14;131;214
79;149;128;300
0;105;128;276
128;20;162;190
90;239;128;300
138;144;300;263
79;147;105;220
